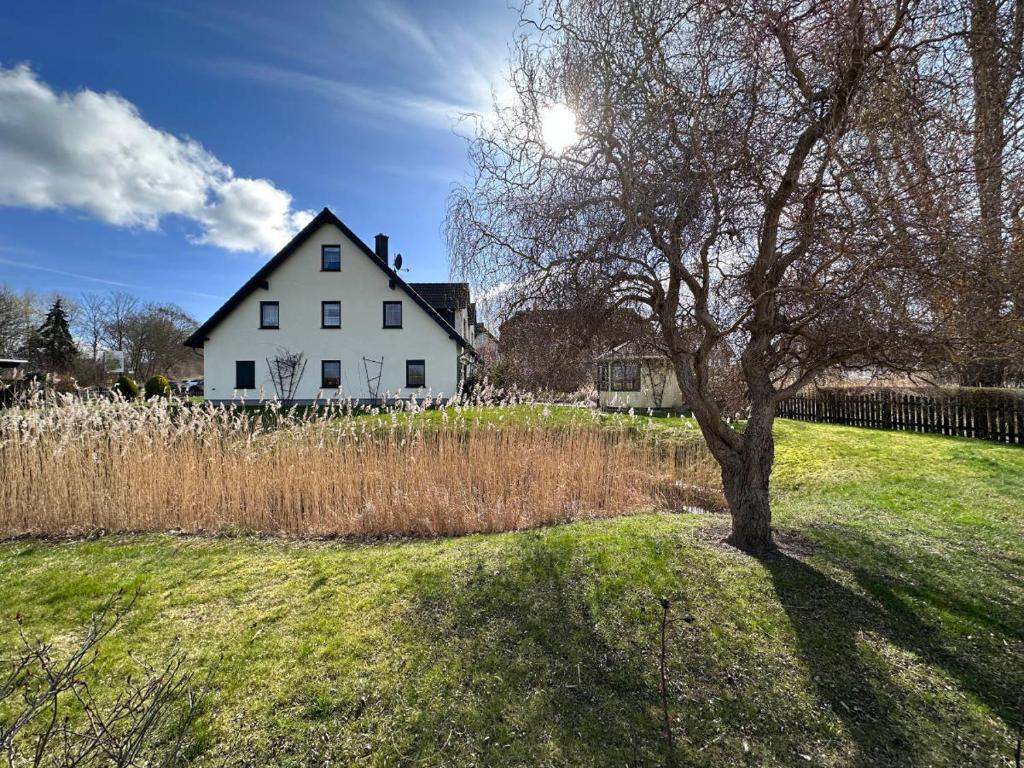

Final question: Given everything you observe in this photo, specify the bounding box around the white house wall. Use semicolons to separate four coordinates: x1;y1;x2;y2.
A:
203;222;462;402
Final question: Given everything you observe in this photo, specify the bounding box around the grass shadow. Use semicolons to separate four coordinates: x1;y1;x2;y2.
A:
812;526;1024;719
764;544;1021;767
389;531;670;766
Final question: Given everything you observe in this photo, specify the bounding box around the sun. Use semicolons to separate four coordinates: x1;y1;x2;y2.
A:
540;103;578;153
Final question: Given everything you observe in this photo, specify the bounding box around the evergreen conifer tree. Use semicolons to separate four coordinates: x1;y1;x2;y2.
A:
28;298;78;373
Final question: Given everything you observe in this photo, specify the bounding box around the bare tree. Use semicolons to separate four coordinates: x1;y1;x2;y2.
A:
121;304;197;381
872;0;1024;386
498;304;647;391
102;291;139;355
906;0;1024;385
76;293;109;363
449;0;939;552
0;285;39;358
963;0;1024;385
70;292;112;386
1;591;210;767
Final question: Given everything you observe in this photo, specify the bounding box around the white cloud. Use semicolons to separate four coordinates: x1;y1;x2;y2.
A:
476;281;513;301
194;178;313;252
0;64;313;253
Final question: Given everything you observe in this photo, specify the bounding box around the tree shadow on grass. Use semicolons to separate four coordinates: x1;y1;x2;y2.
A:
346;521;1020;767
387;532;670;767
377;525;910;767
764;534;1022;767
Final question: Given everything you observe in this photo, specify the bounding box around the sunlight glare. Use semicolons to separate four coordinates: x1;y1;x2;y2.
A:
540;103;578;153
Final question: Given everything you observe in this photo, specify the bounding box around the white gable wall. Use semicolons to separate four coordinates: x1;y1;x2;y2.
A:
202;222;462;402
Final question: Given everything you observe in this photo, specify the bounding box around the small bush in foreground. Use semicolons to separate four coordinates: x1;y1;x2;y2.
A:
144;374;171;399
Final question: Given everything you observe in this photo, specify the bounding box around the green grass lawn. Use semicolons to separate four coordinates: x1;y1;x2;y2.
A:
1;417;1022;766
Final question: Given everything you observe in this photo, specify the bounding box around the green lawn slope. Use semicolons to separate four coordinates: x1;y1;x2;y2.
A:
1;417;1021;766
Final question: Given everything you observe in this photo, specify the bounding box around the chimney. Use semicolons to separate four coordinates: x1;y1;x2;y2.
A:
375;233;389;261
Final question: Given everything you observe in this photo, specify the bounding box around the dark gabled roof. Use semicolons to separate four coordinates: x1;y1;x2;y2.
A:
408;282;471;311
184;208;473;350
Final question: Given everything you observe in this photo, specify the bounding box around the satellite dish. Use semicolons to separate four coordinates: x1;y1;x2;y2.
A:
394;253;403;272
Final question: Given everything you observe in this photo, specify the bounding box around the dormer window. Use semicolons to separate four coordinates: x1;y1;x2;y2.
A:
259;301;279;329
321;245;341;271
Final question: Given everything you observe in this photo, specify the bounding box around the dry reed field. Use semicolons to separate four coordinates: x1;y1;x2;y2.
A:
0;392;719;539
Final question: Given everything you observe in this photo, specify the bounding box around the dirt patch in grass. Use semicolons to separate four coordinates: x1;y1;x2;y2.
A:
693;523;819;559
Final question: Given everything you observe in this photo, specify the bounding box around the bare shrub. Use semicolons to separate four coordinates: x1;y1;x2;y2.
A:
1;591;209;766
266;347;307;403
0;390;719;539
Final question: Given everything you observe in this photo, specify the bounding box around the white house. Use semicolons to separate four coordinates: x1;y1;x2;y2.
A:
184;208;478;403
594;341;686;411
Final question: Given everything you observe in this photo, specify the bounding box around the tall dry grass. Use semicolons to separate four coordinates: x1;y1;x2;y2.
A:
0;390;720;539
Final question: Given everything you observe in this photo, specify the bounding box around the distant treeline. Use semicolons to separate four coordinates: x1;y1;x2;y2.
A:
0;285;198;384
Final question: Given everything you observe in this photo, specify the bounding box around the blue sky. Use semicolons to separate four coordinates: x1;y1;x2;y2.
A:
0;0;518;320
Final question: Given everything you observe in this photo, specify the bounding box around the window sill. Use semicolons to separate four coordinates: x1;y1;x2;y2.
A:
321;325;342;330
383;325;403;330
258;326;280;330
320;268;341;272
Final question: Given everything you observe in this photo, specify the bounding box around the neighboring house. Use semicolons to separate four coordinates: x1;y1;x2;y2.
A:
499;307;648;392
594;341;685;411
407;283;476;344
184;208;477;403
473;322;498;363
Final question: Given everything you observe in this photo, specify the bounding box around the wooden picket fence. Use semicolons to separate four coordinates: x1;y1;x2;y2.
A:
778;387;1024;445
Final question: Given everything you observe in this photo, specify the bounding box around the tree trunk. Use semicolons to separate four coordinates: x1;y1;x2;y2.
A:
669;360;777;555
721;413;776;554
